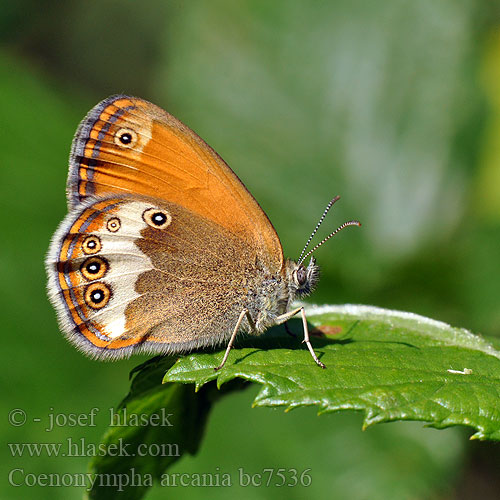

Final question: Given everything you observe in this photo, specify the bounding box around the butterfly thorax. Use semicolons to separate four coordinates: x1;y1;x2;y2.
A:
250;257;320;332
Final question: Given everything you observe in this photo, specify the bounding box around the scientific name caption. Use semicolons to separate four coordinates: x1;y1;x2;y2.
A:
9;467;313;490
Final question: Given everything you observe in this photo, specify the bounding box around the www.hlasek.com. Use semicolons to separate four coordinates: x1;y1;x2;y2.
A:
9;467;313;490
8;438;179;458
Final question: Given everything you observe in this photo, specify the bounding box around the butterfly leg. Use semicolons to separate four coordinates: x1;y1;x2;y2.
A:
215;308;255;371
275;307;326;369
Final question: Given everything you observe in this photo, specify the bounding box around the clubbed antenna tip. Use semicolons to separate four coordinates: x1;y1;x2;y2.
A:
298;213;361;266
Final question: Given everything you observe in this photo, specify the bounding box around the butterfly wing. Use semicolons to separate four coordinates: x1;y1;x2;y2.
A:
67;95;283;271
47;195;260;358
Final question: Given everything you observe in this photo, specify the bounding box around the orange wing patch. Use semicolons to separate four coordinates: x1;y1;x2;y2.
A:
68;95;283;272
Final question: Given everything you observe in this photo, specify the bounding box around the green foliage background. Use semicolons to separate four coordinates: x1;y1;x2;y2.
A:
2;0;500;498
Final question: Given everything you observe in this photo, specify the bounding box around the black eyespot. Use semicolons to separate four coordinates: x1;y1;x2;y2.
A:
91;290;104;303
88;262;99;273
142;208;172;229
84;282;111;310
107;217;121;233
85;283;110;308
82;235;101;255
80;257;108;280
120;132;132;144
114;128;138;148
153;213;166;225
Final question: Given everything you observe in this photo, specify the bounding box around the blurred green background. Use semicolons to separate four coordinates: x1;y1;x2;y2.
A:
2;0;500;498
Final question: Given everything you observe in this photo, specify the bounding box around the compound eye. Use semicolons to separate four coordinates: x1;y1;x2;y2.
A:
295;266;307;287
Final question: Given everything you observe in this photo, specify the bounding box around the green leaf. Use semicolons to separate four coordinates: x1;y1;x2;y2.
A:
87;356;245;499
164;305;500;441
89;305;499;499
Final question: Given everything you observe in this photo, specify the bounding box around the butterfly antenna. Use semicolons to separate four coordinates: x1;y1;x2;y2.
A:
298;196;341;264
298;220;361;266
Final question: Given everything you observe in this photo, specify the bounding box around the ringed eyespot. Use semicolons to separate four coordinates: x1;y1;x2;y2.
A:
114;127;138;148
142;208;172;229
84;282;111;310
80;257;108;281
82;235;101;255
107;217;121;232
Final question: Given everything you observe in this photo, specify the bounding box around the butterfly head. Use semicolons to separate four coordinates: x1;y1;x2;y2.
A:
289;257;320;298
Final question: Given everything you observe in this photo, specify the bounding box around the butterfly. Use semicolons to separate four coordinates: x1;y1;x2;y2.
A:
46;95;360;370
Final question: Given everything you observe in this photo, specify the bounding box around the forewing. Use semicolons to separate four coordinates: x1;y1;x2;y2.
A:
68;95;283;271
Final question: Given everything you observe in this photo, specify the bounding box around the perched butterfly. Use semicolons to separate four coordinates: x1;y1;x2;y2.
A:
46;96;360;369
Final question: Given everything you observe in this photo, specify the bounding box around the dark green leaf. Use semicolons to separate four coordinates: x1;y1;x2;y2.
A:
87;357;244;499
164;305;500;441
